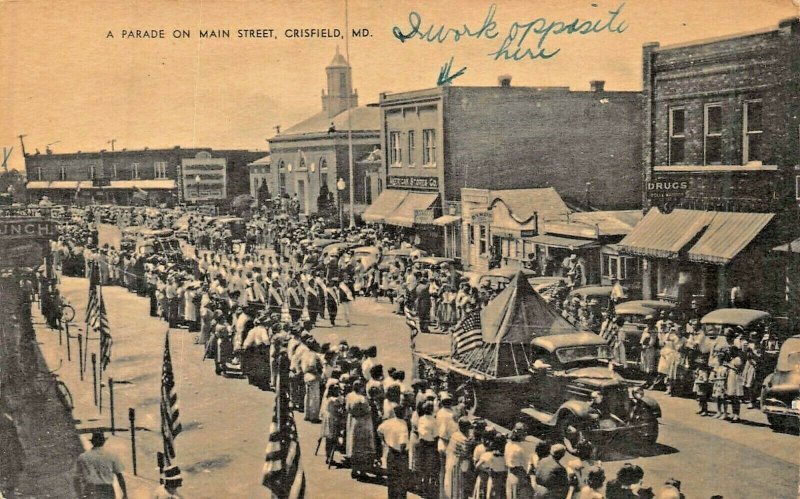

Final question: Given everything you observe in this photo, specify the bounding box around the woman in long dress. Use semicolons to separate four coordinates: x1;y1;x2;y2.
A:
413;400;439;499
443;418;473;499
639;321;658;383
302;351;323;422
504;423;534;499
345;380;376;479
320;385;344;464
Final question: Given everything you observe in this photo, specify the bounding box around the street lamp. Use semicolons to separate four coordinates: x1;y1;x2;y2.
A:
194;174;201;201
337;178;346;230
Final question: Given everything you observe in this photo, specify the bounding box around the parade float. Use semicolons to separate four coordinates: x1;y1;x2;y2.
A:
413;271;662;448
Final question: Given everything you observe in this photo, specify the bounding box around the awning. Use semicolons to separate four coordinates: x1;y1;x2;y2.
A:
773;237;800;254
433;215;461;226
525;234;599;250
617;209;713;259
687;211;774;264
107;180;177;190
362;189;408;224
385;192;439;227
26;180;94;189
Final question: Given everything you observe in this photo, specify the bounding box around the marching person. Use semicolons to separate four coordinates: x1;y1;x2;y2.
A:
73;431;128;499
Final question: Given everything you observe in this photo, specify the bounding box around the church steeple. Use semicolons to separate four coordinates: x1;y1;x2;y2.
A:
322;46;358;118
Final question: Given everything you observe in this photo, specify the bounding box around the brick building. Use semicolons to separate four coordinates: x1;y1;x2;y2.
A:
25;147;263;206
267;49;380;218
364;79;642;256
620;18;800;312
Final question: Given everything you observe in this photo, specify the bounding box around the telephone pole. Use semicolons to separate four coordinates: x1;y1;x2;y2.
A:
17;135;27;157
107;139;116;152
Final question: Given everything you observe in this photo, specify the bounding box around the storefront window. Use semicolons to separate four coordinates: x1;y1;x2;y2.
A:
479;225;488;255
603;254;639;280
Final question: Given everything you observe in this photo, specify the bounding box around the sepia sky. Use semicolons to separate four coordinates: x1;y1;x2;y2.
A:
0;0;796;170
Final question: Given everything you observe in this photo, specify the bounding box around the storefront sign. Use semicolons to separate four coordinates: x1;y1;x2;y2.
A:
182;154;227;201
387;176;439;191
472;212;492;224
647;179;689;199
0;241;45;268
0;220;59;239
414;209;436;225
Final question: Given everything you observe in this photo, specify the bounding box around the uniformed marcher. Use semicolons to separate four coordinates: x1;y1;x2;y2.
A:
73;431;128;499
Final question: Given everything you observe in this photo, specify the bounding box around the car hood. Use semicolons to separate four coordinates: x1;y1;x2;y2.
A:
566;367;624;387
765;370;800;394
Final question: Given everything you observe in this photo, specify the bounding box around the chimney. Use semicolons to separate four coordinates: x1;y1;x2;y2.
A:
590;80;605;92
498;75;512;87
778;17;800;35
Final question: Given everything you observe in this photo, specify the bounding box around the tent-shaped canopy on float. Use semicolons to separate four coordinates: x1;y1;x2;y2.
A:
455;271;579;377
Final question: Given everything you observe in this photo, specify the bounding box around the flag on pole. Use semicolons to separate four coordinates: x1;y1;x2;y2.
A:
404;307;420;351
93;292;113;370
85;261;100;325
262;350;306;499
451;310;483;357
161;330;182;466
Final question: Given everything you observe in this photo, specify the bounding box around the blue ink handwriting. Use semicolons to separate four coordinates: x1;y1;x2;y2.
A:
437;57;467;86
392;3;629;63
393;4;499;43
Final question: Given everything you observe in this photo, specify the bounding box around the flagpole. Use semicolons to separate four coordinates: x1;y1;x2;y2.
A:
345;0;355;228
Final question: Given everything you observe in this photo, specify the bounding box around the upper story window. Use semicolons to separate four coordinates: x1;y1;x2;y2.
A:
154;161;168;179
319;158;328;170
407;131;416;166
59;165;66;180
37;167;42;180
89;164;96;180
131;163;140;179
423;129;436;166
704;104;722;165
389;131;402;166
112;163;118;179
669;108;686;165
744;100;763;163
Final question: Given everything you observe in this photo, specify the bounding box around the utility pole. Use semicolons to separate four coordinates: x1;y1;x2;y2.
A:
107;139;116;152
2;147;12;174
17;135;27;157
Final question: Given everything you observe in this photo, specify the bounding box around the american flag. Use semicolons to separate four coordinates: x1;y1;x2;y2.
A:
85;261;100;325
93;292;112;371
160;330;182;465
262;349;306;499
452;310;483;356
404;307;420;350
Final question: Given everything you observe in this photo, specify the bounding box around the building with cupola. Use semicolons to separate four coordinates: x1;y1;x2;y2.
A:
267;48;380;217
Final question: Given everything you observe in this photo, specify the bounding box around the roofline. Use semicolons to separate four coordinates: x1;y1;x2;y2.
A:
380;85;639;105
23;147;263;159
269;130;380;142
649;17;799;52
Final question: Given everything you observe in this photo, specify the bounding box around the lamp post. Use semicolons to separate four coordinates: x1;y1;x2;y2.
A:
336;178;346;230
194;174;201;202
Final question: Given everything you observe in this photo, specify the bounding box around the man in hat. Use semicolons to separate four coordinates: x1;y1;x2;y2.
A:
152;464;184;499
74;431;128;499
535;443;569;499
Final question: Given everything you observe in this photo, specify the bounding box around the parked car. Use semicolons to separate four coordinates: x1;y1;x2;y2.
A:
700;308;772;338
614;300;676;369
462;268;537;290
523;332;661;448
415;256;459;271
351;246;381;269
761;335;800;432
379;247;426;270
568;285;625;314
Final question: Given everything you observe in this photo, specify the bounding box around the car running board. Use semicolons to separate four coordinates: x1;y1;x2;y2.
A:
521;407;556;426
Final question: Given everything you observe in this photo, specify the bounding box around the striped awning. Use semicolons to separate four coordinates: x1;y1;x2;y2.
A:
687;211;774;264
27;180;94;189
433;214;461;226
385;192;438;227
618;209;714;259
362;189;408;224
619;208;774;264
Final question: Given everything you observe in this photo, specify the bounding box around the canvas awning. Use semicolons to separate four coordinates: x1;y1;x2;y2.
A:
385;192;438;227
619;208;774;264
433;215;461;226
26;180;94;189
525;234;599;250
107;180;177;190
687;211;774;264
773;237;800;254
617;208;714;259
362;189;408;224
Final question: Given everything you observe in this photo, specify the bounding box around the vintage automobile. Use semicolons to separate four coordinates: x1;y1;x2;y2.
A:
568;285;623;313
351;246;381;270
760;335;800;432
522;333;661;446
415;256;459;271
700;308;772;338
378;247;426;270
462;268;537;291
614;300;676;368
413;273;661;450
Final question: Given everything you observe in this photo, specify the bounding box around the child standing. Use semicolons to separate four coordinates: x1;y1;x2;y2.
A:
711;352;729;419
693;359;712;416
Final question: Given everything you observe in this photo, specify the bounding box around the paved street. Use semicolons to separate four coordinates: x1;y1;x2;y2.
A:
39;276;799;499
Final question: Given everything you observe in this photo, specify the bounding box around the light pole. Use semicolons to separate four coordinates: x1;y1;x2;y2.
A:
194;174;201;202
337;178;346;230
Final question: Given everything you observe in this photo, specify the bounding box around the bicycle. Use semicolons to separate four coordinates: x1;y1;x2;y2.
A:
29;361;75;412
